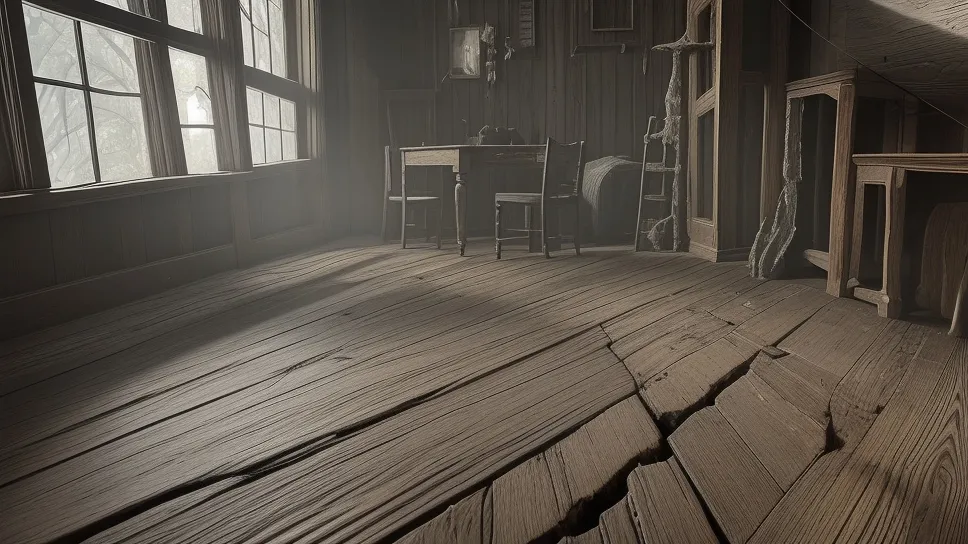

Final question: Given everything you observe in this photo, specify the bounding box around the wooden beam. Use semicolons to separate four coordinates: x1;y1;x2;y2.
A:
826;83;858;297
760;1;790;219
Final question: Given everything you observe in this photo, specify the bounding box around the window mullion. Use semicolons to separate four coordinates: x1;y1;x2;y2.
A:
73;19;102;183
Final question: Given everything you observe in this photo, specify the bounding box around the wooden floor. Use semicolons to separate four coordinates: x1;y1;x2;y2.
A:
0;240;964;543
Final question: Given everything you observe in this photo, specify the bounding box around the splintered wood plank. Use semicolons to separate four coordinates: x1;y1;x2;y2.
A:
494;396;662;544
558;528;604;544
778;297;890;379
734;286;833;347
45;330;633;544
640;333;760;429
670;408;783;544
491;455;562;544
599;497;640;544
626;460;718;544
749;353;832;426
716;374;826;490
396;488;488;544
752;341;968;543
612;307;733;385
545;397;664;513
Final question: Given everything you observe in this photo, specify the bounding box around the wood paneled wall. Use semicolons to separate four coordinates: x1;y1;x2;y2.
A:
0;163;325;338
324;0;687;236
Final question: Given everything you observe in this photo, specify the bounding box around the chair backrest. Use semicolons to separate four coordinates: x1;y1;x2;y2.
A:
541;138;586;200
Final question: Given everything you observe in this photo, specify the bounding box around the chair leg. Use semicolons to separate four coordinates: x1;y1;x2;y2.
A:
401;200;408;249
574;200;581;256
424;206;430;242
381;199;389;243
495;202;502;259
542;203;550;258
437;174;444;249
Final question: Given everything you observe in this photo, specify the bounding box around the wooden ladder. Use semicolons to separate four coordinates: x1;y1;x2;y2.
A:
634;116;677;251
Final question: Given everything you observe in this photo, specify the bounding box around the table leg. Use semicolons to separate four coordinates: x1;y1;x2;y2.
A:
881;168;906;318
455;172;467;256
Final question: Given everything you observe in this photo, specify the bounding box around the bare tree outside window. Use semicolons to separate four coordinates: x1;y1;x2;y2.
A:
24;5;151;186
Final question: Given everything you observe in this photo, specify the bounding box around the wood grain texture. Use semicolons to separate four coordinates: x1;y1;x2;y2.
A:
752;338;967;543
396;488;488;544
599;497;640;544
640;332;760;429
716;374;826;490
778;298;890;379
545;397;663;513
45;330;632;544
749;352;834;426
670;407;783;544
493;396;661;544
626;459;718;544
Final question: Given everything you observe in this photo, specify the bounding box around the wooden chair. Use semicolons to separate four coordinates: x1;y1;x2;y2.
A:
378;89;442;248
495;139;586;259
381;145;442;248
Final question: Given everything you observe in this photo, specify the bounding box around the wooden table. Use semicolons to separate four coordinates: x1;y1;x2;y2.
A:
400;145;546;255
850;153;968;336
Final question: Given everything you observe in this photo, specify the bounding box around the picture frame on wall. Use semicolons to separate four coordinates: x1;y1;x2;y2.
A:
591;0;635;32
449;26;483;79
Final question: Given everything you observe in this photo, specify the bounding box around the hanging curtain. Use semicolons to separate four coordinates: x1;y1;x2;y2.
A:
0;0;50;191
201;0;252;172
129;0;188;177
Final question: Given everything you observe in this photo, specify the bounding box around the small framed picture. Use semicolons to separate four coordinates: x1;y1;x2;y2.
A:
450;26;482;79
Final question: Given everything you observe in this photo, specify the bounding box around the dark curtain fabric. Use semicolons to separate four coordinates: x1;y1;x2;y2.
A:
201;0;252;172
129;0;188;177
0;1;50;191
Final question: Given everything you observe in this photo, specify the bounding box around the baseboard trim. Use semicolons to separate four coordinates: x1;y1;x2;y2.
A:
689;243;752;263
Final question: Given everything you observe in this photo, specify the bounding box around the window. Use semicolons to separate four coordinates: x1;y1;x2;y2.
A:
247;88;296;165
25;5;151;187
240;0;287;77
3;0;312;192
167;0;204;33
169;48;218;173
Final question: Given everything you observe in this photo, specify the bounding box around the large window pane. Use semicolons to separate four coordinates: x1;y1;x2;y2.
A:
169;48;212;125
91;93;151;181
240;13;254;66
254;29;270;72
93;0;131;11
268;1;285;77
81;24;140;93
249;126;265;164
246;87;263;124
265;128;281;163
280;100;295;131
263;94;280;128
167;0;203;33
241;0;285;77
35;84;95;187
182;128;218;174
24;7;82;84
282;131;296;160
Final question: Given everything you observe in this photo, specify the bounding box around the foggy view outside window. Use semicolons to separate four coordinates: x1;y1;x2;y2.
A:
24;5;150;186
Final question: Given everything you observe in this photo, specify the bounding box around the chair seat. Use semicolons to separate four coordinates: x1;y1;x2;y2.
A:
495;193;577;204
388;195;440;203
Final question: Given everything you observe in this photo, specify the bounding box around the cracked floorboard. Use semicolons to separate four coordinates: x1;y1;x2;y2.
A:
0;241;963;543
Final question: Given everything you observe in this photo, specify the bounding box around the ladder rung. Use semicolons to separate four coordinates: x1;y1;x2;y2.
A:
642;194;669;202
645;163;676;172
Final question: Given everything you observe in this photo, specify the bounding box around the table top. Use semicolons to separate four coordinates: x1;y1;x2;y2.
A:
399;144;545;152
853;153;968;174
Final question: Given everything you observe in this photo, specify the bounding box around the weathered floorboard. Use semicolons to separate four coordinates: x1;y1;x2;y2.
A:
626;459;718;544
54;330;633;544
669;407;783;544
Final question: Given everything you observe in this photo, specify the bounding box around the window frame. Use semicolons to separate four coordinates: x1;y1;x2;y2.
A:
3;0;314;193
